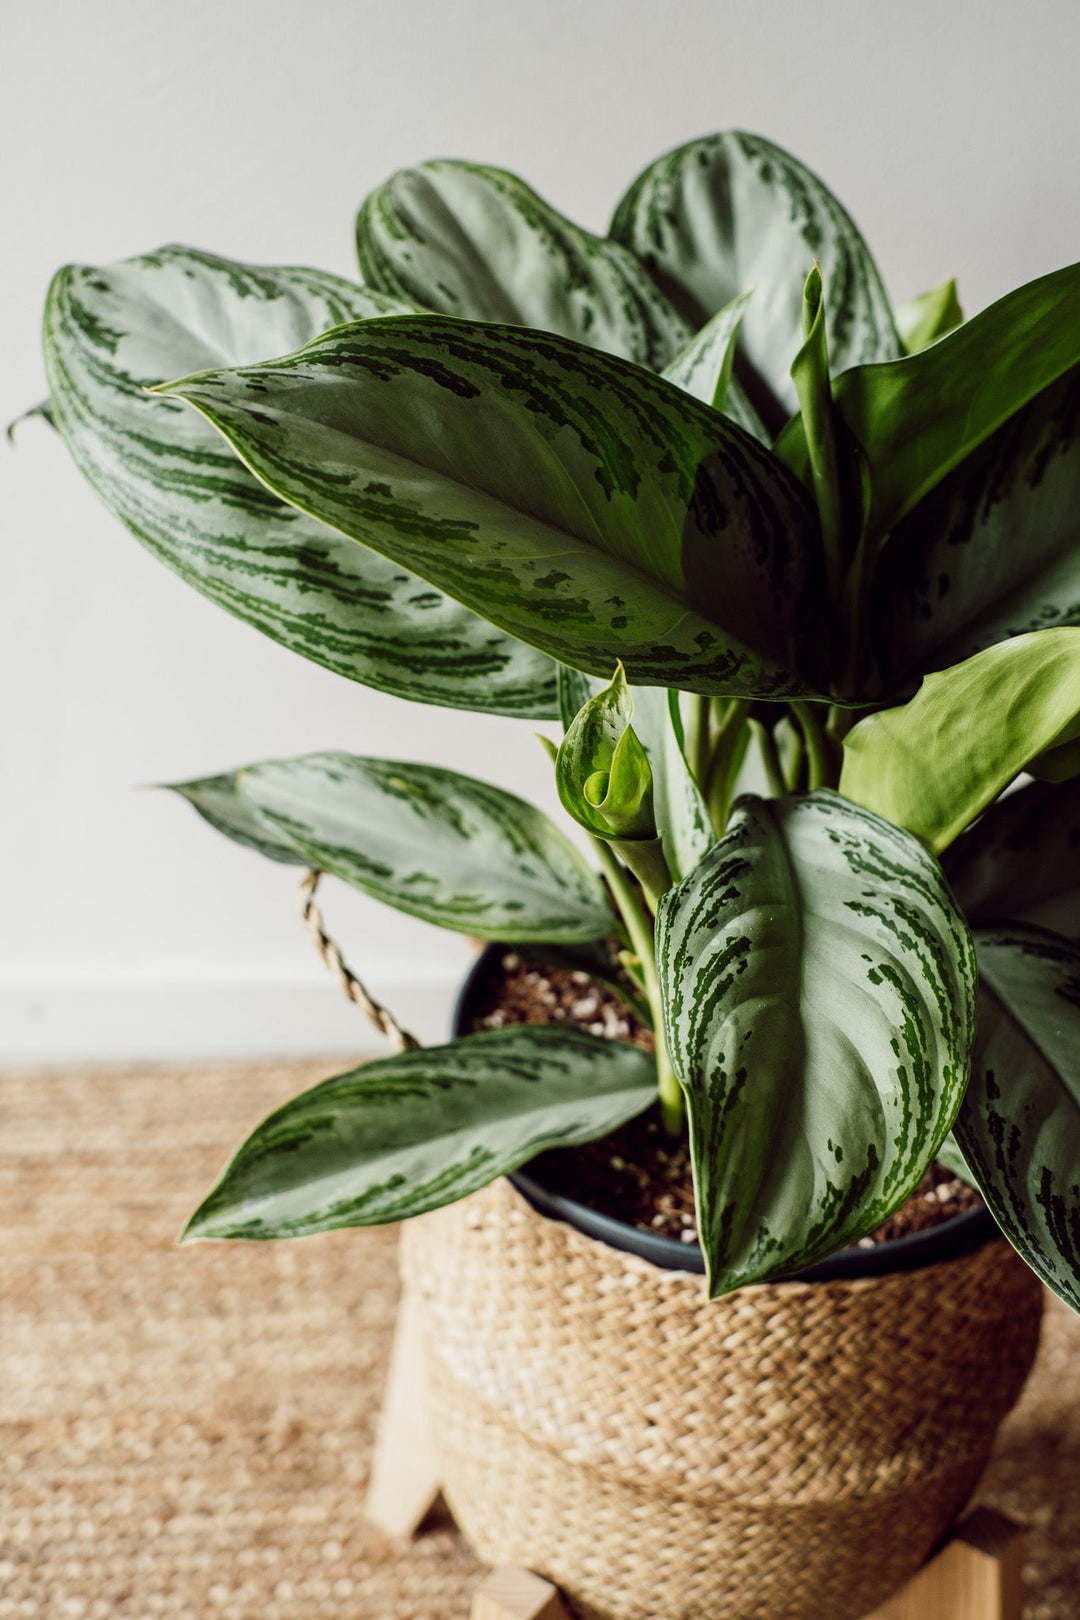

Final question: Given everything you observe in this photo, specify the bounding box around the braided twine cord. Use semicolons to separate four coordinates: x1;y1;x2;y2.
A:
297;869;419;1052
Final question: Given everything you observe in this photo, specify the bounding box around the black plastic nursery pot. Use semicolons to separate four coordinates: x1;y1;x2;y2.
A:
396;941;1045;1620
453;942;996;1284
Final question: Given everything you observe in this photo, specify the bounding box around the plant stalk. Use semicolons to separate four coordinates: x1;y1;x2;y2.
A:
791;701;837;791
749;718;788;798
592;837;683;1136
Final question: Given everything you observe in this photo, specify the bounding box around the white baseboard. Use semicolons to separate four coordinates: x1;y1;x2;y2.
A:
0;972;461;1064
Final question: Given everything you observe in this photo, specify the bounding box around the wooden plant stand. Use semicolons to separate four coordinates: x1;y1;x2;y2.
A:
366;1292;1025;1620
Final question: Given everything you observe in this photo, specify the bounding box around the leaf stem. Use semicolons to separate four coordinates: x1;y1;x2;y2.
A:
749;719;787;798
592;837;683;1135
704;699;751;832
687;693;712;791
791;701;836;791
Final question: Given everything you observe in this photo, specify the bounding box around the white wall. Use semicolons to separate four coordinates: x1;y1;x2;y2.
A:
4;0;1080;1059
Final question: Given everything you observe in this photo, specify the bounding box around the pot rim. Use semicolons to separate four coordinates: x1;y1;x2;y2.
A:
453;941;996;1282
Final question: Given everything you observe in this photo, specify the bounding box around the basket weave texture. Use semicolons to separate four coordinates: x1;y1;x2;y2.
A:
403;1177;1044;1620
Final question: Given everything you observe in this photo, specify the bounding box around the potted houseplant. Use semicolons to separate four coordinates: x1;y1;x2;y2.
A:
37;131;1080;1620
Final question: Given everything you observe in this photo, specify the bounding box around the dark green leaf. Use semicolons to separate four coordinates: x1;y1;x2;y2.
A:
954;925;1080;1312
43;246;558;718
158;315;828;698
610;131;900;427
356;159;689;368
872;365;1080;695
778;263;1080;546
235;751;613;943
656;790;975;1295
840;629;1080;852
944;779;1080;939
183;1026;658;1239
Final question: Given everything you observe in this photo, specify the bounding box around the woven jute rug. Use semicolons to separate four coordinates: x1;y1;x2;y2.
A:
2;1059;1077;1619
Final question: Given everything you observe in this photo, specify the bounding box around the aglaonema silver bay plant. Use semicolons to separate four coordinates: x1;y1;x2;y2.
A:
37;132;1080;1303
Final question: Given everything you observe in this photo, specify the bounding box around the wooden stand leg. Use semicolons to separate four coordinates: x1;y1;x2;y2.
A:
469;1510;1023;1620
471;1567;570;1620
867;1508;1024;1620
364;1286;444;1538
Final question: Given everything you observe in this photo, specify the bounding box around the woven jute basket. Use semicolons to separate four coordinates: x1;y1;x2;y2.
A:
402;1177;1043;1620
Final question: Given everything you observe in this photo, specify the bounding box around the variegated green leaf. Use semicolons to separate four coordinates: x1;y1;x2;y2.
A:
871;365;1080;695
656;791;976;1295
183;1026;658;1240
43;246;558;718
660;291;767;441
840;629;1080;853
356;159;690;368
779;263;1080;548
556;665;656;842
157;315;827;699
610;131;901;428
954;925;1080;1312
228;751;613;943
895;276;963;354
944;779;1080;940
167;772;306;866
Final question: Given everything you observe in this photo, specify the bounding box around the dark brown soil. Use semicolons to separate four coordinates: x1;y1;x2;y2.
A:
469;948;983;1248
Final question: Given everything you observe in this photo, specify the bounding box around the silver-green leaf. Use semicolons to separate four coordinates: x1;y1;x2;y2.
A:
183;1026;658;1240
157;314;827;699
656;791;976;1295
954;925;1080;1313
610;131;901;427
355;159;690;369
43;245;558;718
231;751;614;943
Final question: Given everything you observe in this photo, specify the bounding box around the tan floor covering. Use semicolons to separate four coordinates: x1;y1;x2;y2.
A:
1;1059;1077;1619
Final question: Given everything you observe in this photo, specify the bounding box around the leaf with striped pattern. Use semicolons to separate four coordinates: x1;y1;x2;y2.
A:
610;131;901;430
778;264;1080;552
954;925;1080;1313
944;779;1080;940
840;629;1080;854
870;364;1080;695
205;751;614;943
182;1026;658;1240
157;315;828;699
43;246;558;718
167;772;307;866
355;159;690;369
656;790;976;1295
660;291;767;441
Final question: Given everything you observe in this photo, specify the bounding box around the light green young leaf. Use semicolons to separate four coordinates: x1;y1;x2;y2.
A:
555;670;712;882
204;752;614;943
656;791;975;1296
157;315;828;698
183;1026;658;1240
556;666;655;841
840;629;1080;853
943;779;1080;940
356;159;689;369
871;365;1080;695
43;247;557;718
610;131;901;428
895;277;963;354
954;925;1080;1313
778;262;1080;546
660;291;767;440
